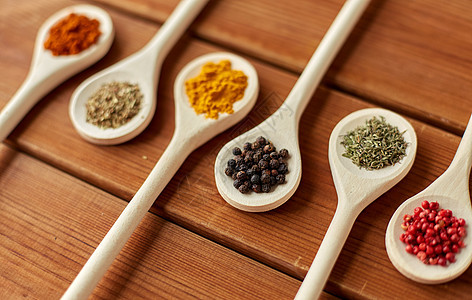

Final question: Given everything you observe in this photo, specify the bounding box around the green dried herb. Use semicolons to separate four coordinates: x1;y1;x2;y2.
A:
341;116;408;170
86;81;142;129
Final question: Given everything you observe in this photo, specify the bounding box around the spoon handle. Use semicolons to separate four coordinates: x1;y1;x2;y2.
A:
283;0;371;123
295;206;358;300
0;70;55;142
140;0;209;65
295;207;358;300
447;114;472;178
61;135;192;300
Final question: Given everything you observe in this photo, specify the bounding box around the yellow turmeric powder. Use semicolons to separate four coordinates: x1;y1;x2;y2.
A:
185;60;248;119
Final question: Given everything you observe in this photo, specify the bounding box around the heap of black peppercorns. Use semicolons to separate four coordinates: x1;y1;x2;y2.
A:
224;136;289;194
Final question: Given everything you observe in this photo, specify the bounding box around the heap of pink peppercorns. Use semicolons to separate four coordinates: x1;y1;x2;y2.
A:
400;200;466;266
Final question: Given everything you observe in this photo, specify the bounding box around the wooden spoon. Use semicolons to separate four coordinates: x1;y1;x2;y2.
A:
386;114;472;284
214;0;372;212
295;108;417;299
0;4;114;142
61;52;259;300
69;0;209;145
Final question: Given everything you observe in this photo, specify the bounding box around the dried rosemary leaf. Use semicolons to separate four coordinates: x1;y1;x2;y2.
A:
340;116;408;170
86;81;142;129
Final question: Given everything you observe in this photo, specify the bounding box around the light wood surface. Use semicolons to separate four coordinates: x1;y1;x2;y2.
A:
1;0;471;299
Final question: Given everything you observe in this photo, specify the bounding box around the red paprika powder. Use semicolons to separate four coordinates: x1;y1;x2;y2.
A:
44;13;101;56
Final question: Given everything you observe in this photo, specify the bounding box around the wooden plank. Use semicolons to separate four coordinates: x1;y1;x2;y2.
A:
0;145;314;299
91;0;472;134
1;0;472;299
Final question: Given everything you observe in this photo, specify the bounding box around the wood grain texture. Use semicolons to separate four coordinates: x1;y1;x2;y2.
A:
1;0;472;299
0;145;312;299
92;0;472;134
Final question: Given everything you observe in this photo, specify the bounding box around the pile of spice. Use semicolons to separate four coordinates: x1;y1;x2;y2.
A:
341;116;408;170
44;13;101;56
400;200;467;266
224;136;289;194
185;60;248;119
86;81;143;129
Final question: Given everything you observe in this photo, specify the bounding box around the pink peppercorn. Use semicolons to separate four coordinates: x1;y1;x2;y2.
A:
429;202;439;210
399;200;467;266
446;252;456;263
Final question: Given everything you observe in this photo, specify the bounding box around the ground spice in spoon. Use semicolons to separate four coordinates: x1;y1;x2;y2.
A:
44;13;101;56
185;60;248;119
86;81;142;129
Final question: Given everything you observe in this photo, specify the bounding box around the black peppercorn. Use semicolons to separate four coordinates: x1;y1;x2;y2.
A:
233;179;242;188
276;174;285;184
263;143;275;153
226;136;288;194
232;147;242;156
252;184;262;193
235;156;243;165
236;171;247;180
269;159;279;170
239;164;248;171
253;152;262;162
225;167;233;176
278;163;288;174
238;184;249;194
261;173;270;184
244;155;253;164
251;174;260;184
228;159;236;168
256;136;266;146
259;160;269;170
250;164;260;173
279;148;289;158
262;184;271;193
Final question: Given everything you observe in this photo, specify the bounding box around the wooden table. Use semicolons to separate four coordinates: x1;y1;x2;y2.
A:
1;0;471;299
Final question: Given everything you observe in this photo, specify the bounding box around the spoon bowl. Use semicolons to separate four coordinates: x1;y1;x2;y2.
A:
295;107;417;299
386;114;472;284
0;4;114;142
69;61;156;145
214;111;302;212
69;0;209;145
62;52;258;299
331;108;417;184
172;52;259;142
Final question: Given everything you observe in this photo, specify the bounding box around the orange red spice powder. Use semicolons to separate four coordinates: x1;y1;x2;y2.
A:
44;13;101;56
